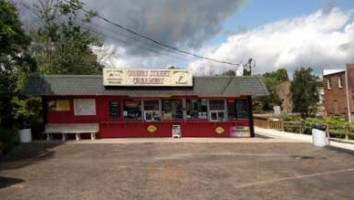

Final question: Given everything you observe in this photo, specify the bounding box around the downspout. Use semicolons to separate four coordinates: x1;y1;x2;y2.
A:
345;69;351;123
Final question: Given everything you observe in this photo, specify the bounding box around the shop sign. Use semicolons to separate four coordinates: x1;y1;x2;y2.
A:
230;126;250;137
147;125;157;133
103;68;193;87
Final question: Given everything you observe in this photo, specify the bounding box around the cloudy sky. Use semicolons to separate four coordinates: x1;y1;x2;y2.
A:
17;0;354;75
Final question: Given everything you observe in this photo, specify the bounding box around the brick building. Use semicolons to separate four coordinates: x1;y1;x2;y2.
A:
323;63;354;121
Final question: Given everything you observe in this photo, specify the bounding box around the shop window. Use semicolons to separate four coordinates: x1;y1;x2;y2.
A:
227;99;249;119
48;99;70;111
209;100;226;121
143;100;160;121
109;101;120;120
186;99;208;119
236;99;249;119
162;100;183;120
123;99;141;120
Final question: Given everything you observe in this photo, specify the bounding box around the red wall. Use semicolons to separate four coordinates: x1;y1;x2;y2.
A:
45;95;252;138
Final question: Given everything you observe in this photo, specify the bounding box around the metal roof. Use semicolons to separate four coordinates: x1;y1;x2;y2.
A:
323;69;345;76
23;75;269;97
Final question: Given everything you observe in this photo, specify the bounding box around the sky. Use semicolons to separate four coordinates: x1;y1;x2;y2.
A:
16;0;354;76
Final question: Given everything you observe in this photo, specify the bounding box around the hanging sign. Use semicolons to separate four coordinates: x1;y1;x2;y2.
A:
103;68;193;87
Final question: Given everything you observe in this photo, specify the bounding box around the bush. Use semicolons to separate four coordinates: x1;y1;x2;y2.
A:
0;128;19;154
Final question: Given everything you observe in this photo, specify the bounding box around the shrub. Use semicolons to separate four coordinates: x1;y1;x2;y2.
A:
0;128;19;154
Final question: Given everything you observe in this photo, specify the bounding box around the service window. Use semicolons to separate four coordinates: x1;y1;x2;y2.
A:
74;99;96;116
109;101;120;120
227;99;249;119
123;99;141;120
48;99;70;111
186;99;208;119
143;100;160;121
162;100;183;120
208;100;226;121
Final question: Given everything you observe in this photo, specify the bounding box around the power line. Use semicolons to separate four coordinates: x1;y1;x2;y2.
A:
62;0;243;67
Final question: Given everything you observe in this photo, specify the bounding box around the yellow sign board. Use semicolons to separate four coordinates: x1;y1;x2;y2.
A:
147;125;157;133
103;68;193;87
215;127;225;135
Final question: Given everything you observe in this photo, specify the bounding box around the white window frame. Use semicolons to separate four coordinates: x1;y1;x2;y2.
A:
327;78;331;90
208;100;227;122
338;76;343;88
142;99;161;121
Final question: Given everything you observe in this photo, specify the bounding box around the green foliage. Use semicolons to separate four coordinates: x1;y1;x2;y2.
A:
222;70;236;76
0;128;19;154
255;68;289;111
0;0;36;128
291;67;319;118
31;0;102;75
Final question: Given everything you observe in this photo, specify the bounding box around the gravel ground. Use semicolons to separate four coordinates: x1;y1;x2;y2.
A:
1;142;354;200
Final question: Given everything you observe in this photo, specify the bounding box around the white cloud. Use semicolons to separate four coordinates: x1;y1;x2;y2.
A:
188;8;354;75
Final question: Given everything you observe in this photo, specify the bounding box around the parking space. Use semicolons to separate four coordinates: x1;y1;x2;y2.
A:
1;141;354;199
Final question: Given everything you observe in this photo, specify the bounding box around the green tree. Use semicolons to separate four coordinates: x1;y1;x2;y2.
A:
222;70;236;76
31;0;102;74
0;0;36;128
291;67;319;118
255;68;289;111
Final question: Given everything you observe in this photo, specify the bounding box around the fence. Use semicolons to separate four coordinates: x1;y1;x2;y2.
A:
254;116;354;141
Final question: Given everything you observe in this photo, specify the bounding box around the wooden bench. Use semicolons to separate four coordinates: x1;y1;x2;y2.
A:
44;123;99;141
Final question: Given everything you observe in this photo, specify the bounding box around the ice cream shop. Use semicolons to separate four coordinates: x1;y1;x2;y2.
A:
23;68;268;140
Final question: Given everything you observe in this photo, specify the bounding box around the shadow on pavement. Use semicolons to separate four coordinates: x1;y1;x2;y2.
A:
0;176;24;189
0;143;61;170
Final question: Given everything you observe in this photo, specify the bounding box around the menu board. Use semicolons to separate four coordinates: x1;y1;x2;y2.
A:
74;99;96;116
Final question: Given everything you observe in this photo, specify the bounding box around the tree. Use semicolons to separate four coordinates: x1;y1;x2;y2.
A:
222;70;236;76
30;0;102;74
255;68;289;111
0;0;36;128
291;67;319;118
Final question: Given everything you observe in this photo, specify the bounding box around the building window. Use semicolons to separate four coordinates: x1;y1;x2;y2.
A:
143;100;160;121
109;101;120;120
48;99;70;111
74;99;96;116
186;99;208;119
123;99;141;120
162;99;183;120
227;99;249;119
327;78;331;90
209;100;226;121
338;76;343;88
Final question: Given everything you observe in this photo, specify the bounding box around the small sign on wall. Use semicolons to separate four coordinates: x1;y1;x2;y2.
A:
74;99;96;116
230;126;250;137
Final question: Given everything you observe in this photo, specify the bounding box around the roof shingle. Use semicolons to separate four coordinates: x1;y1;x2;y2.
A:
23;75;269;97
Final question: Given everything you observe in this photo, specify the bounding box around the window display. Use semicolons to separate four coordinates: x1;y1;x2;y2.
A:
109;101;120;120
162;100;183;120
186;99;208;119
123;99;141;120
143;100;160;121
48;99;70;111
74;99;96;116
209;100;226;121
227;99;249;119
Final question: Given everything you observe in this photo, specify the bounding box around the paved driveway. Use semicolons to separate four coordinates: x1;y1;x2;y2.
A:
1;141;354;200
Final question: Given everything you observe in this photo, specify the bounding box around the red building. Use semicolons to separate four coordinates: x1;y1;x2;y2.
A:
24;69;268;138
323;64;354;121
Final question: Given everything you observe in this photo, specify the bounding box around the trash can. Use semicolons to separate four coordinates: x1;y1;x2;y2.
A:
19;128;32;143
312;124;328;147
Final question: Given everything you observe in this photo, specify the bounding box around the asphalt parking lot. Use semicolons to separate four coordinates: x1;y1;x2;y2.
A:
1;141;354;200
